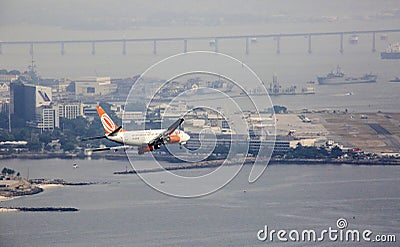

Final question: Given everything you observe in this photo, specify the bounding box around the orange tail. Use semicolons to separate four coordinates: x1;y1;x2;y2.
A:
96;106;118;135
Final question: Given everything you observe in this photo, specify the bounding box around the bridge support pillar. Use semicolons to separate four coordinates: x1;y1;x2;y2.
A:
276;36;280;54
91;42;96;55
61;42;65;55
153;40;157;55
122;40;126;55
372;32;376;52
339;33;344;54
29;43;34;56
308;34;312;54
184;39;188;53
245;38;249;55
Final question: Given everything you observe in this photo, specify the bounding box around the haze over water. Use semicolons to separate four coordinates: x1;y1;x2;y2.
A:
1;1;400;246
2;17;400;112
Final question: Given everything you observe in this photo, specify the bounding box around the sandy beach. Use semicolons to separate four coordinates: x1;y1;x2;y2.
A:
0;207;18;213
36;184;64;189
0;195;14;202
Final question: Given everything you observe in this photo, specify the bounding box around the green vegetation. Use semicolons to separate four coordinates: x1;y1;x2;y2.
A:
285;143;343;159
273;105;288;114
1;167;16;176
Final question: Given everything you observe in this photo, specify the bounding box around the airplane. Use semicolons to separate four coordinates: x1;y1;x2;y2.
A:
83;106;190;155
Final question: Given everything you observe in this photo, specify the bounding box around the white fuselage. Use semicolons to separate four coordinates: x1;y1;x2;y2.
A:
106;129;190;146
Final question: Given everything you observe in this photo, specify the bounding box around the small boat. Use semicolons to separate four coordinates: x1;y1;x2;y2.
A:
389;77;400;82
209;39;216;46
349;35;359;44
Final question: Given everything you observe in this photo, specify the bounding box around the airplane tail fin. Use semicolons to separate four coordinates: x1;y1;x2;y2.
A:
96;106;120;135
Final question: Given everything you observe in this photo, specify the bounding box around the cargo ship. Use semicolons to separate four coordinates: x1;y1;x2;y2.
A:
381;43;400;59
317;66;377;85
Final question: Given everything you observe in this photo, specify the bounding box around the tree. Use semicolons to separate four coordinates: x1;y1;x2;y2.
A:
8;70;21;75
330;146;343;158
286;144;329;159
2;167;15;176
273;105;288;114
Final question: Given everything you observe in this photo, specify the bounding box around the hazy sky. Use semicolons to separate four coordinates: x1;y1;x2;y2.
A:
1;0;399;30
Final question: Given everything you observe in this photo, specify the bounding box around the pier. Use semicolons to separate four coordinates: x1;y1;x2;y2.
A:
0;29;399;55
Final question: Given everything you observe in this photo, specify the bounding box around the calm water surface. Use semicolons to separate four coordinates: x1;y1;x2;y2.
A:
0;159;399;246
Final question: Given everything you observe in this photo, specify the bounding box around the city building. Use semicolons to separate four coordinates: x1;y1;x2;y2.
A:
0;74;18;83
0;82;10;95
56;101;83;119
0;99;9;113
36;106;59;130
10;81;53;128
10;81;36;123
74;77;117;96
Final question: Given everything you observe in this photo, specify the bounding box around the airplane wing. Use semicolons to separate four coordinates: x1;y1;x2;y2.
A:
148;118;184;147
81;136;106;141
87;145;135;152
81;126;122;141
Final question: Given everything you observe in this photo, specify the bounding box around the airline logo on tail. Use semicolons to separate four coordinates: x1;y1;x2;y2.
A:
96;106;118;135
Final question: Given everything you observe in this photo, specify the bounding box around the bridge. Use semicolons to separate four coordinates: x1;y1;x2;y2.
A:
1;29;399;56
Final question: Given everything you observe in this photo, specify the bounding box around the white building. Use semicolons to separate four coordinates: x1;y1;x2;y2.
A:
0;82;9;94
37;106;59;130
56;101;83;119
0;74;18;83
74;77;117;96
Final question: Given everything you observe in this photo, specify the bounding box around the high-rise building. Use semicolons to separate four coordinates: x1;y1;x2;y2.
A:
10;81;52;126
10;81;36;123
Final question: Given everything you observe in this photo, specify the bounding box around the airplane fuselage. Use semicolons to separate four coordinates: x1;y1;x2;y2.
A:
88;106;189;154
107;129;190;147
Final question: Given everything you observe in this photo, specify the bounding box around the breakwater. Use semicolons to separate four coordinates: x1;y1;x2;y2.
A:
114;157;400;174
0;207;79;212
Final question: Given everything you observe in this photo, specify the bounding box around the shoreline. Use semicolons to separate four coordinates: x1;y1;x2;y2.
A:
0;152;399;166
36;184;64;190
0;180;96;206
0;195;17;202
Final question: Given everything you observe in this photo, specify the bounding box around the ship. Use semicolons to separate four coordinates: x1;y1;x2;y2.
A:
381;43;400;59
349;35;359;44
317;66;377;85
389;77;400;82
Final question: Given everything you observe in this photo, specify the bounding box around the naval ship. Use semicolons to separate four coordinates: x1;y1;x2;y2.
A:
317;66;377;85
381;43;400;59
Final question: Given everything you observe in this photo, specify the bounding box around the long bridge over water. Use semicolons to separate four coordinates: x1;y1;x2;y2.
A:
1;29;399;56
